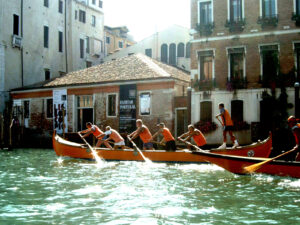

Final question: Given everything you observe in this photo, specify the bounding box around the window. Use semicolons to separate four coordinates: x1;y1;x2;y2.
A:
200;101;212;122
177;43;185;57
231;100;243;122
44;26;49;48
58;0;63;13
44;0;49;7
79;10;86;23
77;95;93;108
295;43;300;81
262;0;276;18
169;43;176;65
199;51;214;80
106;36;110;44
296;0;300;15
77;96;93;131
13;14;19;36
140;92;151;116
145;49;152;57
118;41;123;48
100;40;103;53
45;69;50;80
161;44;168;63
92;15;96;27
99;0;103;8
46;99;53;118
107;94;117;117
260;45;278;82
230;0;243;21
75;10;78;20
86;37;90;54
92;0;96;4
58;31;63;52
24;101;30;119
199;1;212;25
80;39;84;58
186;42;191;58
86;61;92;68
230;53;244;80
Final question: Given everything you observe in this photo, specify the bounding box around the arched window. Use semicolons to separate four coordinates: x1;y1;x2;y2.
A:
186;42;191;58
200;101;212;122
169;43;176;65
161;44;168;63
177;43;185;57
231;100;243;122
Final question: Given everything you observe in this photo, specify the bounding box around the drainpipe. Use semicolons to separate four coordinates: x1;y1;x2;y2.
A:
64;0;68;73
21;0;24;87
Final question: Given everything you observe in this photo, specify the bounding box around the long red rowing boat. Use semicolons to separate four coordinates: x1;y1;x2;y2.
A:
53;131;272;163
192;150;300;178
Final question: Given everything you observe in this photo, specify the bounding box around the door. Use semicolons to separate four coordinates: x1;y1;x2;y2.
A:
176;108;188;137
77;108;93;131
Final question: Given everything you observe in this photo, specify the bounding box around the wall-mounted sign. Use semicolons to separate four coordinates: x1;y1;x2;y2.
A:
53;89;68;134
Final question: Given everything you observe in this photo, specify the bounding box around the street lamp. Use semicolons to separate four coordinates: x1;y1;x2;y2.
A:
295;82;300;118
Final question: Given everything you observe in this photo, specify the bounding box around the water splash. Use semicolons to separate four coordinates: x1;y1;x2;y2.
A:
57;157;64;165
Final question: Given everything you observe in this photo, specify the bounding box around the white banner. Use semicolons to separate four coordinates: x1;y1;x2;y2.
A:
53;89;67;134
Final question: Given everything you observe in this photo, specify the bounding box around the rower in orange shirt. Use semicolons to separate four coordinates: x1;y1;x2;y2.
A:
216;103;239;149
128;119;153;150
287;116;300;161
151;123;176;151
178;124;207;150
97;126;126;150
79;122;109;148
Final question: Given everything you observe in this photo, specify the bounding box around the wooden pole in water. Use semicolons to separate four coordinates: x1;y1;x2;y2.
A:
9;108;13;148
62;105;65;138
0;114;3;148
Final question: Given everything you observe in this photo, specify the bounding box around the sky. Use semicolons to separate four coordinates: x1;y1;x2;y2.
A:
104;0;191;42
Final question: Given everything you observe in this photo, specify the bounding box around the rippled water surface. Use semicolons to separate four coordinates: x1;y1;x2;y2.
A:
1;149;300;224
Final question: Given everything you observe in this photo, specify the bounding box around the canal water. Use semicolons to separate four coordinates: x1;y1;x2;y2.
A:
1;149;300;225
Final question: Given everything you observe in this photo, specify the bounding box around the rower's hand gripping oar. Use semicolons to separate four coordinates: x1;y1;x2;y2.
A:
177;138;204;152
244;146;299;173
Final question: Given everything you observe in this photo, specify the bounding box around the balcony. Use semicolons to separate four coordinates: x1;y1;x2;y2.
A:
196;22;214;36
257;14;279;28
292;13;300;26
227;77;247;91
225;19;246;32
194;78;216;91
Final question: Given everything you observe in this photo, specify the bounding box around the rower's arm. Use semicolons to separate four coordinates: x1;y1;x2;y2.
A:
82;131;91;138
96;133;105;139
178;132;189;140
152;129;162;140
160;137;165;144
131;128;143;140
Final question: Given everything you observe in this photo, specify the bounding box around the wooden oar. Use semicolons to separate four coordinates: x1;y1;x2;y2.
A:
244;147;299;173
78;132;103;162
127;136;151;162
216;116;224;127
177;138;203;152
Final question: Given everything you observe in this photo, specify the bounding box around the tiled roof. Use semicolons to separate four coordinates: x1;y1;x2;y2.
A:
44;53;190;87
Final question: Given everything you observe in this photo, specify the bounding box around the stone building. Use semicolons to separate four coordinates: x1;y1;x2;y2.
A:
190;0;300;144
104;25;192;72
0;0;105;113
104;26;136;55
10;54;190;139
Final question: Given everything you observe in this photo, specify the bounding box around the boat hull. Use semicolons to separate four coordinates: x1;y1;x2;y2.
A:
193;151;300;178
53;132;272;163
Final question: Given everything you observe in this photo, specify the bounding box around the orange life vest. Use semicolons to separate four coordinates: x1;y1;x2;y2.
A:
91;125;103;138
292;124;300;145
139;125;152;144
221;109;234;126
162;128;175;142
192;129;207;147
110;129;124;143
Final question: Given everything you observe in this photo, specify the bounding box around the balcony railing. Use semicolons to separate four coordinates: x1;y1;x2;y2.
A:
292;12;300;26
225;18;246;32
227;77;247;91
196;22;215;36
257;14;279;28
194;78;216;91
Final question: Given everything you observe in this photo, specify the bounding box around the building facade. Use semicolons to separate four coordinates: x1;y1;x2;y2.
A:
10;54;190;142
104;26;136;55
0;0;105;113
190;0;300;144
104;25;192;72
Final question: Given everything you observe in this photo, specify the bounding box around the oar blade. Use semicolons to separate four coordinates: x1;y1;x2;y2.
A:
243;161;266;173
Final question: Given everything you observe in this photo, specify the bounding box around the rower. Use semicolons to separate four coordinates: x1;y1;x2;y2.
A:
97;126;126;150
216;103;239;149
128;119;153;150
151;123;176;151
178;124;207;150
287;116;300;161
79;122;109;148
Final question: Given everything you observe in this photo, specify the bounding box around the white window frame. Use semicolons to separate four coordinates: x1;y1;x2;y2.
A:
197;49;215;80
227;0;245;20
106;36;110;44
293;41;300;76
226;46;246;79
106;93;118;118
45;97;53;119
197;0;214;24
91;15;96;27
139;91;152;116
258;43;280;79
259;0;278;17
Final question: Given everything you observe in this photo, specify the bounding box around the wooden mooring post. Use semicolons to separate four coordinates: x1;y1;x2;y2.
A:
0;114;4;149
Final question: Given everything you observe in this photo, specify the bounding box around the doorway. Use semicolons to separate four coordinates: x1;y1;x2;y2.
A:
175;108;188;137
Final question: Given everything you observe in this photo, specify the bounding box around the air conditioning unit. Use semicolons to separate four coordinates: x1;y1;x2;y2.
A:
12;35;22;49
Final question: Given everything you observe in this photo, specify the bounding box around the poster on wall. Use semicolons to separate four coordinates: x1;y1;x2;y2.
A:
119;84;136;133
53;89;68;134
